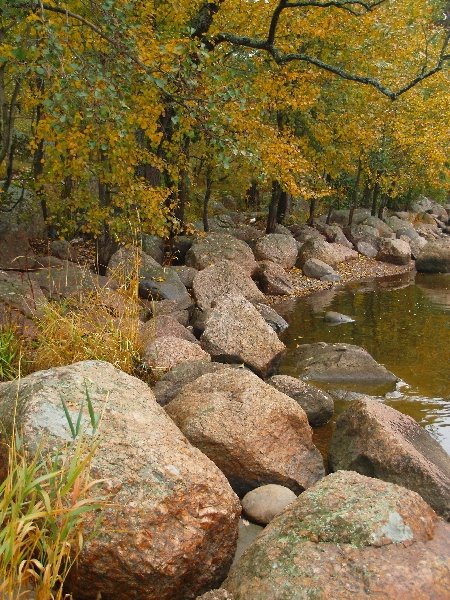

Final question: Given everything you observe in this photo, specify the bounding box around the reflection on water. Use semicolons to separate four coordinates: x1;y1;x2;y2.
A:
275;272;450;454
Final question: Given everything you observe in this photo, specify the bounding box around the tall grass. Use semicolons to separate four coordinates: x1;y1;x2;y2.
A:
0;433;102;600
27;247;144;376
0;329;21;382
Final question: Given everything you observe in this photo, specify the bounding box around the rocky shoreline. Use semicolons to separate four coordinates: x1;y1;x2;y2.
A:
1;198;450;599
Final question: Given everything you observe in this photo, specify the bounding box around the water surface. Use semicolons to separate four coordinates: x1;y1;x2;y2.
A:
275;272;450;454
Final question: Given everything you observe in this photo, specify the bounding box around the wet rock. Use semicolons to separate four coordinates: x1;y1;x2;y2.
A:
0;229;37;270
153;361;236;406
108;247;192;307
254;234;298;269
255;261;294;296
297;238;357;268
200;293;285;378
0;270;47;337
241;485;297;525
268;375;334;427
356;240;378;258
186;233;257;275
143;336;210;372
291;342;398;385
329;399;450;520
232;519;264;568
416;239;450;273
172;266;198;288
324;311;355;324
0;361;240;600
253;303;289;334
141;234;164;264
302;258;340;281
166;369;324;496
377;238;411;265
224;471;450;600
192;260;264;311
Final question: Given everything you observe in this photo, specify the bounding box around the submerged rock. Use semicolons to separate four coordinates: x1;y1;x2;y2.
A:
329;399;450;520
291;342;398;385
166;368;324;496
324;311;355;324
224;471;450;599
0;361;240;600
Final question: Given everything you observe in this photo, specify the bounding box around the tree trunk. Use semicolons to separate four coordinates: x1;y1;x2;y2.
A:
307;198;316;226
371;180;381;216
245;181;260;210
203;167;213;232
266;180;281;233
276;190;290;224
326;201;334;225
348;158;362;226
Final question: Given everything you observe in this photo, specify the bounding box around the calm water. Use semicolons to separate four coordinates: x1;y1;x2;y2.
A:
274;272;450;455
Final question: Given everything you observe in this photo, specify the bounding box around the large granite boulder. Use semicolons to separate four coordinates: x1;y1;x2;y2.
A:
290;224;323;244
186;234;257;275
141;234;164;264
192;261;264;311
291;342;398;386
399;234;427;259
224;471;450;599
329;399;450;520
344;223;380;248
152;361;236;406
0;270;47;337
253;303;289;334
108;247;191;307
315;223;353;248
254;234;298;269
143;336;210;372
254;261;294;296
139;315;198;345
166;369;324;496
376;238;411;265
297;238;357;268
0;361;240;600
268;375;334;427
200;294;285;378
416;239;450;273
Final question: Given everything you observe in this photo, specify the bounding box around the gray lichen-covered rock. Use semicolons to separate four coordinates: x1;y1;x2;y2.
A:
302;258;339;281
268;375;334;427
186;233;257;275
166;369;324;496
416;239;450;273
143;335;210;372
297;238;357;268
255;261;294;296
224;471;450;600
0;361;241;600
291;342;398;385
329;399;450;520
377;238;411;266
241;485;297;525
108;247;191;307
0;270;47;337
200;293;285;378
192;260;264;311
254;234;298;269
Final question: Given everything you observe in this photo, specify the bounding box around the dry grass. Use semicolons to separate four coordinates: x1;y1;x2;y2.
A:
26;249;144;376
0;429;103;600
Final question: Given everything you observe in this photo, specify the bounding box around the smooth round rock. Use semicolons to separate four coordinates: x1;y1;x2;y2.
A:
241;484;297;525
